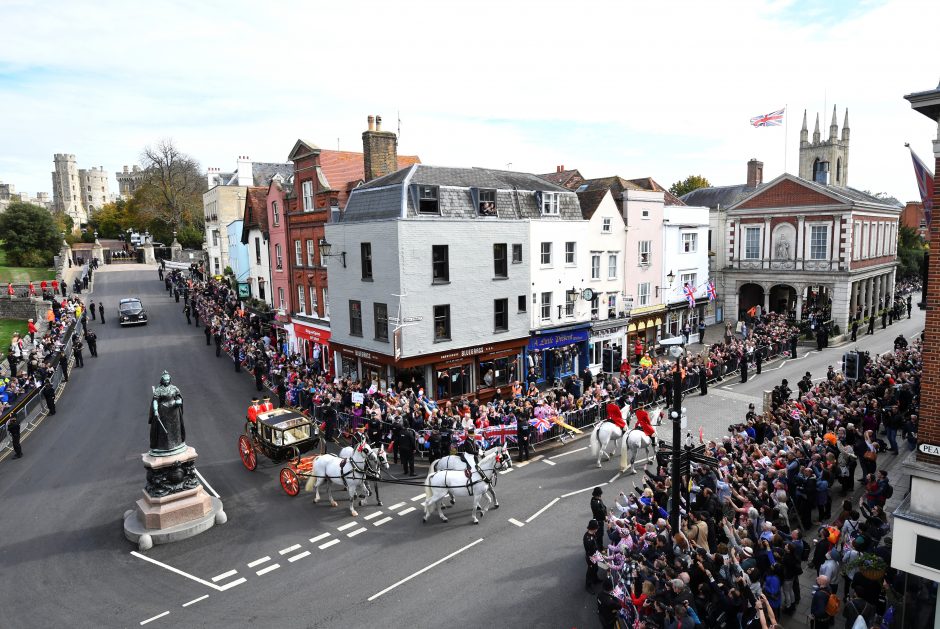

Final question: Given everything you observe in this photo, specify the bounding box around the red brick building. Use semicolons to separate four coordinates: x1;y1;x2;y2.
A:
900;200;927;239
283;116;419;369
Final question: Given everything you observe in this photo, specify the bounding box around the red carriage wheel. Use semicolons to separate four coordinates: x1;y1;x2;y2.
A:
280;468;300;496
239;435;257;471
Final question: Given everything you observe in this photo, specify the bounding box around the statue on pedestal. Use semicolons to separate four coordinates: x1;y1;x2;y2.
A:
149;371;185;456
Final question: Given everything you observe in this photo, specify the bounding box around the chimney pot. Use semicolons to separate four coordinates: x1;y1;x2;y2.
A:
746;158;764;188
375;115;382;131
367;115;375;131
557;165;564;173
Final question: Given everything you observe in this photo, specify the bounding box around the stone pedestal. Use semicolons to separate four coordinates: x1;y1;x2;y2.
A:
123;446;226;551
142;242;156;265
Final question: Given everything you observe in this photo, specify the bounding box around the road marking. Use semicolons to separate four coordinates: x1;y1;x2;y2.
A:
247;556;270;568
531;454;545;462
398;506;416;516
543;459;556;466
319;539;341;550
288;550;311;562
140;611;170;625
368;538;485;601
411;493;426;501
515;461;529;467
561;482;607;499
211;569;238;582
609;472;622;483
182;595;209;608
363;511;383;520
508;518;525;527
347;527;367;537
256;563;280;576
193;468;220;498
525;497;560;523
337;521;358;531
279;544;302;555
218;578;246;591
550;446;588;459
309;533;331;544
373;516;393;526
387;502;406;510
501;468;513;473
130;551;221;591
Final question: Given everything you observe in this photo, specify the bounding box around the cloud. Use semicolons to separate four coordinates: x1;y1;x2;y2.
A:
0;0;937;201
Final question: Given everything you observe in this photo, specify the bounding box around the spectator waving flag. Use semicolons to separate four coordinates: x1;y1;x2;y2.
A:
683;282;696;309
707;280;718;302
750;108;784;127
529;415;551;434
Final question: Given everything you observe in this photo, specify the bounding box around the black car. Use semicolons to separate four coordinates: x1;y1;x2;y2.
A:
118;298;148;326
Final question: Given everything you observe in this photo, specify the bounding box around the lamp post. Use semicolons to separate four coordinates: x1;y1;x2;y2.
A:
666;340;684;530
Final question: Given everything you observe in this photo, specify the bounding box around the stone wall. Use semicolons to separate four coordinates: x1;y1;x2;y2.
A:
0;297;50;327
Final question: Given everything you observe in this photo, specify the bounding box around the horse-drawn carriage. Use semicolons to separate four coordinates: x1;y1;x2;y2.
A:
237;408;326;495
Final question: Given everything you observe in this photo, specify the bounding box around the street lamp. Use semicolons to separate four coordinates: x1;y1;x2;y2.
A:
318;238;346;268
661;336;685;530
656;270;677;298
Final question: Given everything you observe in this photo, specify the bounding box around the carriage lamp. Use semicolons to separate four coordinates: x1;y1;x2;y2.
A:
655;270;677;297
565;286;579;303
318;238;346;268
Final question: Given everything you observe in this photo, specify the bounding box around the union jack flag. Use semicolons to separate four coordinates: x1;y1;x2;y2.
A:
485;423;518;446
908;145;934;227
707;280;718;302
455;430;487;448
529;415;551;434
750;108;784;127
683;282;696;309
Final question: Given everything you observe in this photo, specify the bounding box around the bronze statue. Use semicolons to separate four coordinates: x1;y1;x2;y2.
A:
149;371;185;455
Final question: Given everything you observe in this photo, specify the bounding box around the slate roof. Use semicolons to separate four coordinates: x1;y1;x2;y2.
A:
625;177;686;206
680;184;758;209
251;162;294;187
317;150;420;207
538;169;585;189
240;186;269;243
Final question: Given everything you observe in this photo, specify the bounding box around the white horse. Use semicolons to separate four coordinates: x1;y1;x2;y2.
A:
304;442;380;517
339;444;389;506
590;406;663;471
426;449;501;509
622;429;655;473
422;446;511;524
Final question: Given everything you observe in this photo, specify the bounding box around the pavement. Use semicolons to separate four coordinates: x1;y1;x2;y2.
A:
0;267;925;628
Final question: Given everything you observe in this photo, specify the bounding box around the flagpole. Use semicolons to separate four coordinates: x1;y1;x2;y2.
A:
784;104;788;173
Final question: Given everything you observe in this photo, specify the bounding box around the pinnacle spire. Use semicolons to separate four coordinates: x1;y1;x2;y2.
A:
801;109;808;132
813;113;821;143
829;105;838;139
831;104;838;127
842;108;850;141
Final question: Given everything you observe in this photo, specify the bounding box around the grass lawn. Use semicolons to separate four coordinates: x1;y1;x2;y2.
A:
0;318;28;353
0;249;56;283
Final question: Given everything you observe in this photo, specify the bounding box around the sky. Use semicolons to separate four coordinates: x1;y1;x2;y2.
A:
1;0;938;203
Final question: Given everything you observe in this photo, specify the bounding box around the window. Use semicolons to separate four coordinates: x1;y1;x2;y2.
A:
418;185;439;214
810;225;828;260
494;298;508;331
214;257;220;274
682;232;698;253
607;294;617;318
272;200;280;226
294;240;303;266
602;218;611;233
641;209;649;219
517;295;527;312
565;242;576;265
302;180;314;211
322;288;329;320
275;244;283;270
479;355;517;389
212;230;219;247
361;242;373;280
608;253;618;279
493;243;507;278
278;287;286;310
638;282;651;306
297;285;306;314
478;189;496;216
744;227;761;259
309;286;318;313
255;237;261;265
436;364;470;399
541;192;559;215
306;239;315;267
590;294;600;319
638;240;651;266
565;292;575;317
591;253;601;279
374;303;388;342
512;243;522;263
680;274;697;303
433;305;451;341
432;245;449;283
540;242;552;266
540;292;552;321
349;300;362;336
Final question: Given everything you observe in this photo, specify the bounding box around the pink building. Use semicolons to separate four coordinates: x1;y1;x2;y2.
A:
266;176;293;329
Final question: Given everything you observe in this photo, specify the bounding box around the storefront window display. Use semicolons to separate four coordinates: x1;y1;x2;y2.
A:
339;357;359;382
436;363;472;399
362;362;387;392
394;366;426;393
478;355;518;389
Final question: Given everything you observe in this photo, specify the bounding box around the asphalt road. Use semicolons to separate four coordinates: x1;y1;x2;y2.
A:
0;266;924;629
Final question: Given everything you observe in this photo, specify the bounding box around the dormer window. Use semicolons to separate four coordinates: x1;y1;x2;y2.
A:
418;185;439;214
541;192;559;215
478;189;497;216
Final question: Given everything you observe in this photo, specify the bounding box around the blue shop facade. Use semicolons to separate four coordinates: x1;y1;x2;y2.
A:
525;323;592;386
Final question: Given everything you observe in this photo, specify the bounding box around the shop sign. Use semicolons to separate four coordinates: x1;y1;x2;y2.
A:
294;323;330;344
919;443;940;456
528;328;590;350
237;282;250;298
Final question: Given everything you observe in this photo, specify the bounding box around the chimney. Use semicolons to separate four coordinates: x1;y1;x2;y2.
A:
367;115;375;131
362;113;398;182
746;158;763;188
556;165;564;173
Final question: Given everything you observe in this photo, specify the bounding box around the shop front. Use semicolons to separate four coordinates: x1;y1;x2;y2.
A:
662;300;706;339
589;319;627;375
292;321;332;376
627;306;665;357
331;344;394;390
526;324;591;385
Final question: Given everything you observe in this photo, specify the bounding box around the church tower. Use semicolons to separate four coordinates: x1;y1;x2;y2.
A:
798;105;850;188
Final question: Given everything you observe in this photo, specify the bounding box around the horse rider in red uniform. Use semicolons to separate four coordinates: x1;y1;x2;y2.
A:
633;408;656;448
605;401;626;430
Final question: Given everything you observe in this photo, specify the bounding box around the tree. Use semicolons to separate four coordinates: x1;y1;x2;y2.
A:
0;202;62;266
669;175;711;198
897;224;926;280
136;139;206;231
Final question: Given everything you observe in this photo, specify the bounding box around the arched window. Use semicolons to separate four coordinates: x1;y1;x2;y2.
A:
836;158;841;183
813;158;819;180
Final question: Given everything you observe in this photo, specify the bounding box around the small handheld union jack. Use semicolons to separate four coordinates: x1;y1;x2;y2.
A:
683;283;696;309
707;280;717;302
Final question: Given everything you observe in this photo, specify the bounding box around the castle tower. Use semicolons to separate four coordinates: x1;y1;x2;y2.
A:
798;106;850;188
51;153;87;226
78;166;110;216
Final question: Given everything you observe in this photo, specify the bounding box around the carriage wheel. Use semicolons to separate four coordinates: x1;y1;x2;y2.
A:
239;435;257;471
280;468;300;496
287;445;301;466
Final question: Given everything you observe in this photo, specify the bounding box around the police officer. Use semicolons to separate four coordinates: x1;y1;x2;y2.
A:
745;403;757;424
881;307;888;329
42;378;56;416
755;345;763;375
85;329;97;357
204;322;212;346
8;413;22;458
174;286;180;303
867;311;876;335
516;412;531;461
183;303;191;325
851;316;859;342
597;578;621;629
699;363;708;396
590;487;607;548
254;352;265;392
399;426;417;476
71;332;84;368
739;351;748;383
907;295;913;318
584;520;602;591
194;304;200;327
214;328;222;357
789;330;799;358
367;416;383;448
